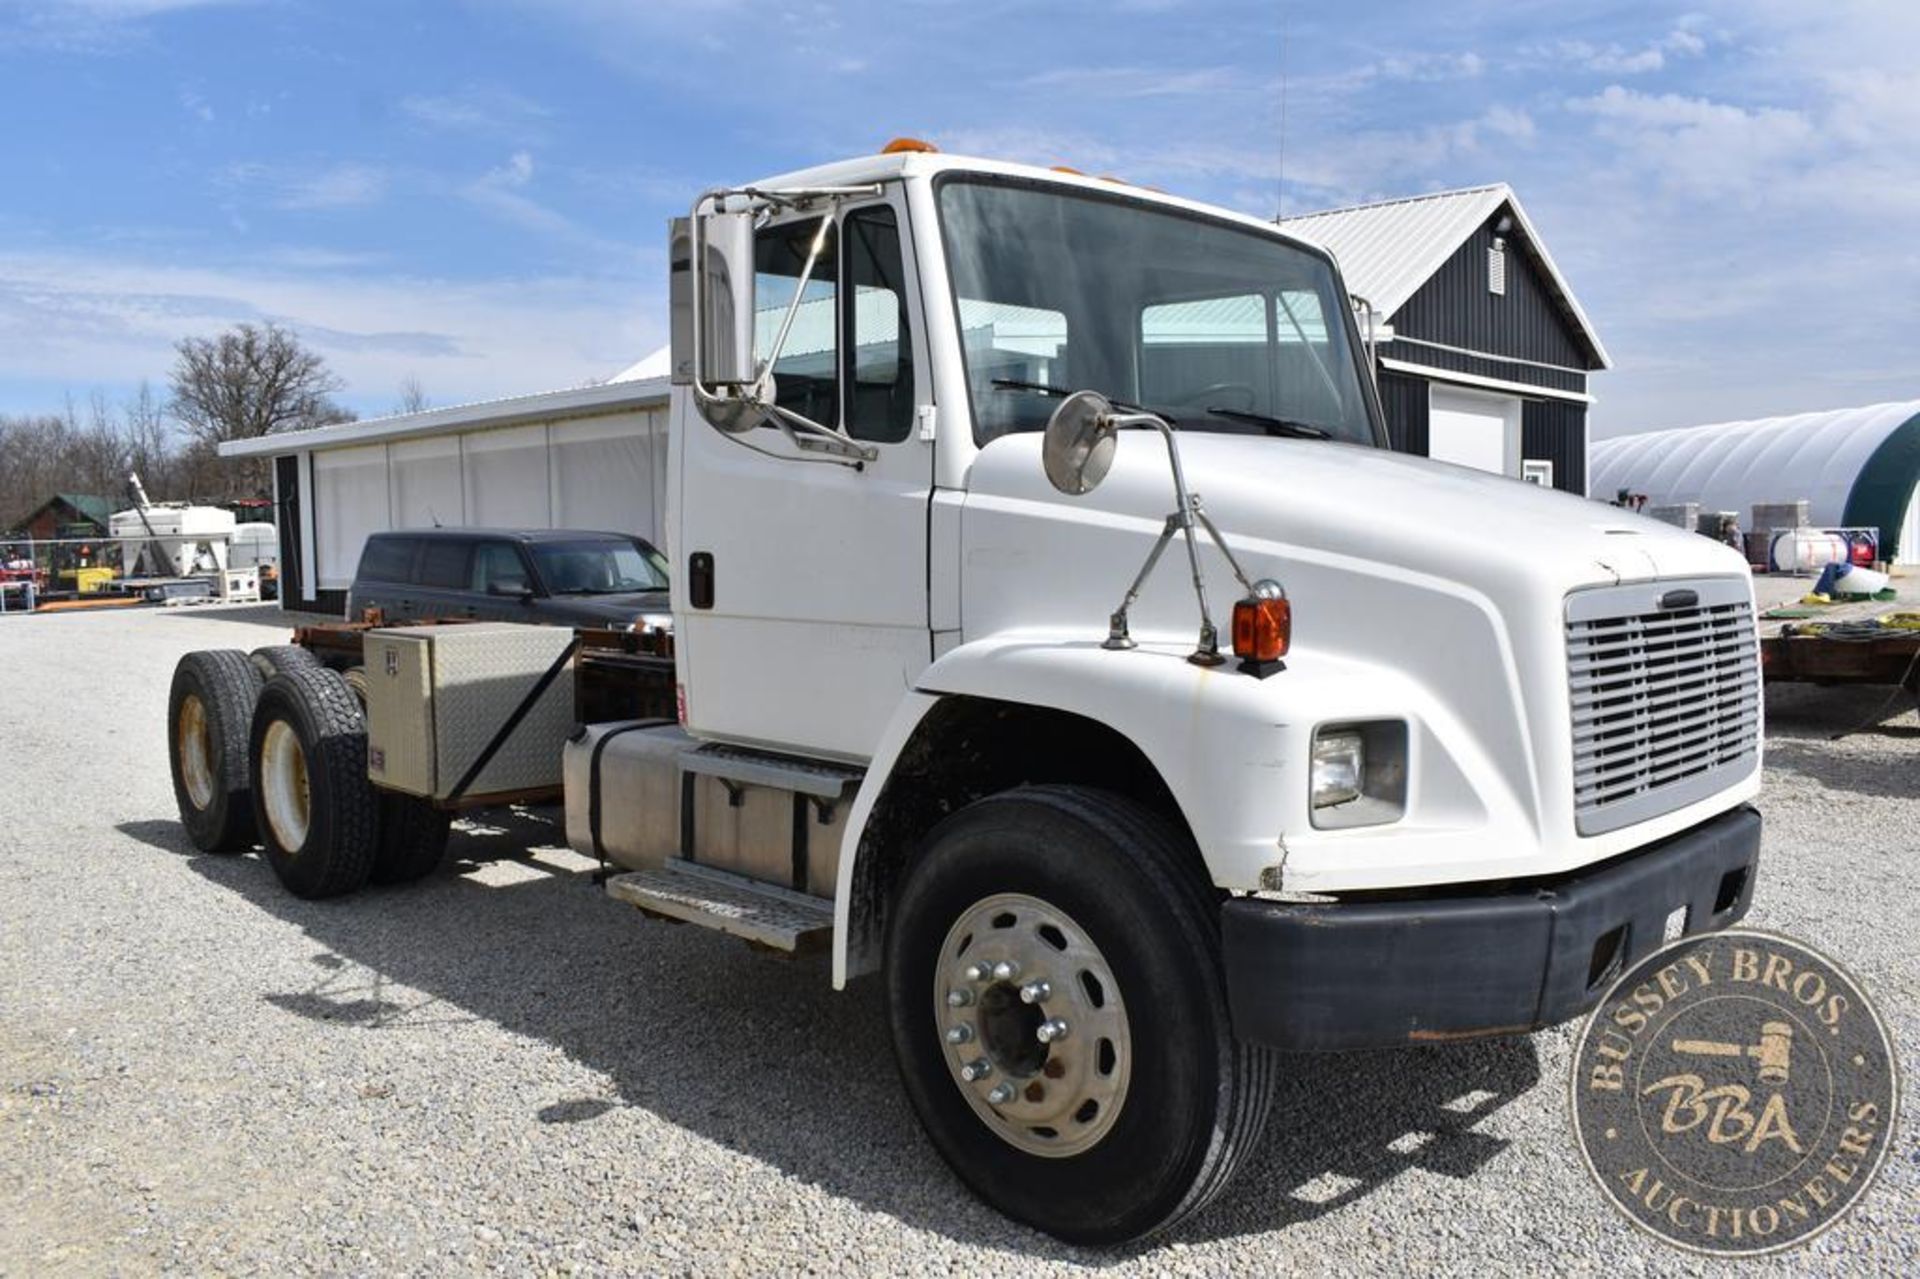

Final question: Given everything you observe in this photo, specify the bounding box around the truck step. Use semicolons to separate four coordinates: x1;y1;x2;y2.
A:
605;859;834;951
679;742;863;799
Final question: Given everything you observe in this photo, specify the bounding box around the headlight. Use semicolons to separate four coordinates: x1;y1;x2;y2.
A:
1310;721;1409;829
1310;731;1364;809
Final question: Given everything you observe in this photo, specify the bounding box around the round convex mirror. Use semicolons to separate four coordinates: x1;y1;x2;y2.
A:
1042;390;1119;495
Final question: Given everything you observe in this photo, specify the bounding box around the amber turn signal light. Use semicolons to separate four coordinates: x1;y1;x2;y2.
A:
1232;582;1290;677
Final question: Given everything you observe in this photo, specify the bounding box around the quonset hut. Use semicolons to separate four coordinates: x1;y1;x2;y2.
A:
1588;400;1920;566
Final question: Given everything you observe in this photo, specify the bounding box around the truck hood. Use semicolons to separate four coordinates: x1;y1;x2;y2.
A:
957;430;1756;849
547;588;672;627
961;430;1748;618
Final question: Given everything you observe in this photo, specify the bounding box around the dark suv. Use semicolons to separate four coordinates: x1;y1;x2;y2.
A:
347;528;671;629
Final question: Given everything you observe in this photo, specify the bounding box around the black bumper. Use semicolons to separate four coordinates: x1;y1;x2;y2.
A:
1222;805;1761;1052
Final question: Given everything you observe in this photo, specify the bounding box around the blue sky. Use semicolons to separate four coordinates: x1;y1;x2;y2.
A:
1;0;1915;436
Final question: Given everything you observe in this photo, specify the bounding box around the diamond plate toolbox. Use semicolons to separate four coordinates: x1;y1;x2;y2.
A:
364;623;576;800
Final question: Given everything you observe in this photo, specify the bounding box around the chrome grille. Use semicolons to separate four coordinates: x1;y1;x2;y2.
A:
1566;579;1759;836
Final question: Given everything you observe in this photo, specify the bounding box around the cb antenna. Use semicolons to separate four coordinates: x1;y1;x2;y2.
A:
1276;0;1291;221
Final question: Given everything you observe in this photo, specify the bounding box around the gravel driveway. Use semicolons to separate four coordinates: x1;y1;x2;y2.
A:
2;604;1913;1275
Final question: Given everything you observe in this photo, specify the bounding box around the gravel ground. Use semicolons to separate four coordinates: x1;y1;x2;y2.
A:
1;603;1914;1276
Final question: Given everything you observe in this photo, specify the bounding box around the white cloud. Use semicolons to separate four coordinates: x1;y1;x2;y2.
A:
399;87;551;140
221;161;388;212
0;0;244;52
1368;50;1485;83
0;249;660;411
1171;104;1539;208
278;163;388;211
1534;25;1712;77
491;151;534;188
457;151;636;260
1023;65;1242;99
177;87;213;122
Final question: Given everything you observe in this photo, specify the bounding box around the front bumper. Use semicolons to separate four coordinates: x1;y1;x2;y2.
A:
1221;805;1761;1051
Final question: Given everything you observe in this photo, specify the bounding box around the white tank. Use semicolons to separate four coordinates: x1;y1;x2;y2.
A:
1768;528;1850;574
109;503;237;577
229;522;279;571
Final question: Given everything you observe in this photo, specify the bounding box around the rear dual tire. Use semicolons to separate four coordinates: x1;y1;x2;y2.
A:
248;644;321;681
248;667;379;899
169;650;453;894
168;650;265;852
374;793;453;884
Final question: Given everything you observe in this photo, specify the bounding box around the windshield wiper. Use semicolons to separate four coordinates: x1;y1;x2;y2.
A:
994;378;1155;416
991;377;1074;397
1203;406;1331;439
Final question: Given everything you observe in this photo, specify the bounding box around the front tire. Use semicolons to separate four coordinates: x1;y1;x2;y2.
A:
247;667;379;899
885;785;1276;1244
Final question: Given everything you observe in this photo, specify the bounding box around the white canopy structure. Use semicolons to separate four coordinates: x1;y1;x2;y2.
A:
1589;399;1920;564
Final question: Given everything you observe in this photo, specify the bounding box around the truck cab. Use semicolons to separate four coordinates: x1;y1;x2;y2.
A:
654;145;1761;1238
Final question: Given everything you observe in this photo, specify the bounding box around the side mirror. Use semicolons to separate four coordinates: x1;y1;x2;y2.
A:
1042;390;1121;495
670;211;756;390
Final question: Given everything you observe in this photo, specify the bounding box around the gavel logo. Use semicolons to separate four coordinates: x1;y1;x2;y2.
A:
1672;1021;1794;1085
1641;1021;1804;1156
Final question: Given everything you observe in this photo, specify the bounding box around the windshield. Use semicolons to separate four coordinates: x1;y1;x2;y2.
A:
530;539;669;595
938;178;1380;447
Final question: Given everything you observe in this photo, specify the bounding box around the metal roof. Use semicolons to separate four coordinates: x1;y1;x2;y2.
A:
33;493;116;527
1281;184;1611;369
1588;399;1920;559
217;376;671;459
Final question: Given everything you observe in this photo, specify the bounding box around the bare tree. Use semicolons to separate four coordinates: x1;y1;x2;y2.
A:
122;381;175;493
0;382;190;531
395;375;429;416
169;322;355;498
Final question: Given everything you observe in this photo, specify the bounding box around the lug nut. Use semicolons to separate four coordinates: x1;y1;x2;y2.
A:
986;1082;1016;1105
991;960;1020;981
963;963;991;982
1018;980;1051;1004
1036;1018;1071;1044
946;988;973;1008
960;1058;993;1082
945;1025;973;1045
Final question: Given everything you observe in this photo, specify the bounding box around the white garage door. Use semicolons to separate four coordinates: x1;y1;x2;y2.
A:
1429;385;1521;477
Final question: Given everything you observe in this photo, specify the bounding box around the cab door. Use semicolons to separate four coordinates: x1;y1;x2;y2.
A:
675;194;932;761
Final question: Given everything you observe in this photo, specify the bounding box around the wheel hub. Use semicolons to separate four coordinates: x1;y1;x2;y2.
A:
934;892;1131;1158
176;694;214;811
259;719;311;852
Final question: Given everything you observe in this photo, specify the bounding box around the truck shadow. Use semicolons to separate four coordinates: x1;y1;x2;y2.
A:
157;821;1541;1258
1765;682;1920;741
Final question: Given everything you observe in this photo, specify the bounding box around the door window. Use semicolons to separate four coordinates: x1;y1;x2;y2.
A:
417;540;471;589
755;220;838;428
842;206;914;443
357;537;415;584
472;542;532;595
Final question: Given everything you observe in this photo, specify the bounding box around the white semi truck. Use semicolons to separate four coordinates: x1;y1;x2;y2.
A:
168;144;1764;1244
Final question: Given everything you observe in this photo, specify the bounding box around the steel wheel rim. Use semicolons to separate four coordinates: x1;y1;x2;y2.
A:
260;719;311;852
176;694;215;811
934;891;1132;1158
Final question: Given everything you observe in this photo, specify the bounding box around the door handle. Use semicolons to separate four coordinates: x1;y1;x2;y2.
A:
688;552;714;610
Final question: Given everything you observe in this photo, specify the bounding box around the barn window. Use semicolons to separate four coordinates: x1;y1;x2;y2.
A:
1488;245;1507;296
